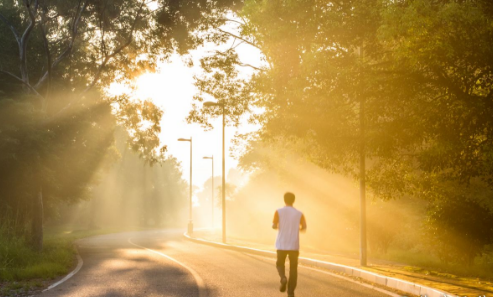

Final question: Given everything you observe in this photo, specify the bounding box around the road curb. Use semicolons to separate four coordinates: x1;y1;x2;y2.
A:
42;245;83;292
183;233;457;297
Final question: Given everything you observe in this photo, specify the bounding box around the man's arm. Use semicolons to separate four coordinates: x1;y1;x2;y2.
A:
272;210;279;229
300;214;307;232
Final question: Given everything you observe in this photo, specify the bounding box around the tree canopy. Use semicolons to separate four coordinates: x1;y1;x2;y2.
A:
0;0;239;249
188;0;493;263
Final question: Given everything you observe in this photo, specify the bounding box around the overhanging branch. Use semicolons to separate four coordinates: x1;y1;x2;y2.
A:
53;1;146;119
83;1;145;94
238;62;265;72
19;0;39;83
0;69;45;99
217;28;261;50
0;12;20;45
34;0;88;89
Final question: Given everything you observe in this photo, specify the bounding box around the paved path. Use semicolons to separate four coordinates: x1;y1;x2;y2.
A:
39;230;394;297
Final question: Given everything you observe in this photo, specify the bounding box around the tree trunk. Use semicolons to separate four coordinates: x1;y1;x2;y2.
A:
31;186;43;252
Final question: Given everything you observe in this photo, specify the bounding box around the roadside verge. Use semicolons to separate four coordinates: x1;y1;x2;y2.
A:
42;252;83;292
183;233;456;297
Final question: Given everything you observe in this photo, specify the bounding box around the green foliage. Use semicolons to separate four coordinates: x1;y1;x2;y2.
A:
0;94;117;229
187;48;254;129
0;0;238;248
187;0;493;267
0;99;50;226
425;188;493;265
376;0;493;187
192;0;493;192
0;0;239;91
114;95;166;163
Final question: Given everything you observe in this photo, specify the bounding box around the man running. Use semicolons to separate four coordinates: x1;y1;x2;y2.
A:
272;192;307;297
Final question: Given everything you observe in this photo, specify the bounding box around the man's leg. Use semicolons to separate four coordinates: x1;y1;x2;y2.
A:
276;250;288;292
276;250;288;278
287;251;299;296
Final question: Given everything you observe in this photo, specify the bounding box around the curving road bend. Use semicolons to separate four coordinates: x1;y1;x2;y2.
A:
39;230;394;297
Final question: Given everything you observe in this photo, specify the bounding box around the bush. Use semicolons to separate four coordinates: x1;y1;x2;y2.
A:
425;195;493;265
473;245;493;279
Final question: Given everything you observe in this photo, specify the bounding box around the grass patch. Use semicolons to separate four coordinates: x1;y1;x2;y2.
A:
0;237;73;281
0;226;125;296
0;228;114;282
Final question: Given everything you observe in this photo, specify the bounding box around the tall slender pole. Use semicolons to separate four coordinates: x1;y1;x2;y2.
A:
211;156;214;229
360;98;367;266
179;137;193;235
190;138;192;221
359;44;367;266
222;105;226;243
188;138;193;235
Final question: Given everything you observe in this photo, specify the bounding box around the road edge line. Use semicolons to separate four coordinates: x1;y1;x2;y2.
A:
128;238;207;297
183;233;457;297
42;249;83;292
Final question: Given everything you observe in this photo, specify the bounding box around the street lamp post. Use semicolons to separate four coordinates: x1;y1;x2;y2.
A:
357;45;367;267
178;137;193;235
203;101;226;243
203;156;214;229
360;98;367;266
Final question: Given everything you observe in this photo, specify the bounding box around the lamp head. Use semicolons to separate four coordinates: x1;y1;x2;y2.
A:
203;101;223;107
178;138;191;142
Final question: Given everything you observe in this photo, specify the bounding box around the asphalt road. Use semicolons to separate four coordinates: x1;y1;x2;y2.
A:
39;230;394;297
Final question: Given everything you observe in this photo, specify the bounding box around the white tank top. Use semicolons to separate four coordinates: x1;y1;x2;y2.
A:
276;206;303;251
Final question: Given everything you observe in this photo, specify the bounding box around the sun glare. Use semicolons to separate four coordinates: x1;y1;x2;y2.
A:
103;46;263;193
146;1;159;11
106;81;131;97
105;72;169;105
134;73;166;103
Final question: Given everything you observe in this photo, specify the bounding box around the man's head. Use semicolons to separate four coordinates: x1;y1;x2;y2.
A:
284;192;295;206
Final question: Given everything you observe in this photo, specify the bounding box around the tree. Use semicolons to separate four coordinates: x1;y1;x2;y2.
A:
0;0;238;250
52;129;190;229
188;0;493;262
